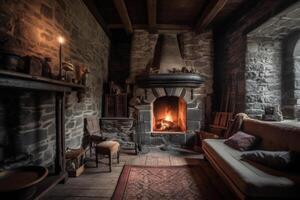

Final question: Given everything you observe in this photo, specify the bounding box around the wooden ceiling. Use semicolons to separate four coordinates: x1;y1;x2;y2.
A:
84;0;249;34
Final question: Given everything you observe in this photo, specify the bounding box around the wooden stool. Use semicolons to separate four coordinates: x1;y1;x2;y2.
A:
95;141;120;172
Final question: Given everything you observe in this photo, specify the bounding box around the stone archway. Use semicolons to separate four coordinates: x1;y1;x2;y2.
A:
282;31;300;120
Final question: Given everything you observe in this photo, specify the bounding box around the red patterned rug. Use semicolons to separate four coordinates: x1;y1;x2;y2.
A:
112;165;226;200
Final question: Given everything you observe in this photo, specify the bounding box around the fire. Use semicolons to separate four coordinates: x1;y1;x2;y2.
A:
155;112;176;131
152;96;187;133
164;114;173;122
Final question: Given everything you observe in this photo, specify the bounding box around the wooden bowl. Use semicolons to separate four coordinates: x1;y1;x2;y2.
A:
0;166;48;200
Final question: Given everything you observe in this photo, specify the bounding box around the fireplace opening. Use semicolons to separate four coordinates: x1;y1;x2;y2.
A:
152;96;187;133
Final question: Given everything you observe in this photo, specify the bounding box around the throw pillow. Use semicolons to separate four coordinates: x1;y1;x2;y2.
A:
224;131;258;151
241;150;292;170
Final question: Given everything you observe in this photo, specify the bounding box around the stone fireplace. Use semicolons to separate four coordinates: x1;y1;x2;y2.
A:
133;86;204;146
128;30;214;147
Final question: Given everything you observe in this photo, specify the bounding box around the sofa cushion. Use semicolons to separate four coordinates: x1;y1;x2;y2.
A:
241;119;300;152
202;139;300;198
224;131;258;151
241;150;293;170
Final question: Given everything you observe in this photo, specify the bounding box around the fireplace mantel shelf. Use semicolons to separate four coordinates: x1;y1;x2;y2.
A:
136;73;204;88
0;69;85;92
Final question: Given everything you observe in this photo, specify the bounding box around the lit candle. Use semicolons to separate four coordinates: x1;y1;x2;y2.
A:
58;36;65;80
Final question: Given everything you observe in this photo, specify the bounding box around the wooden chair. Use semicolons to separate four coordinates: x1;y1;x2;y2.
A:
208;112;233;137
84;117;106;157
85;117;121;172
195;112;233;151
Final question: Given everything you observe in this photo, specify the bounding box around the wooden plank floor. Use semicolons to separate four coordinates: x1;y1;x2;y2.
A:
42;146;233;200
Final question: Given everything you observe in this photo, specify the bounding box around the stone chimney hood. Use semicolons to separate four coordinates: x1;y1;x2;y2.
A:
136;33;204;88
158;34;184;73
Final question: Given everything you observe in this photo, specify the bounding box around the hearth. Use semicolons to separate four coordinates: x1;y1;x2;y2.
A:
152;96;186;133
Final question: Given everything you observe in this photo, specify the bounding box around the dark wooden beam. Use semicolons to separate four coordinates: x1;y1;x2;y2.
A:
108;24;193;31
195;0;228;33
83;0;110;37
0;70;84;92
112;0;133;33
147;0;157;32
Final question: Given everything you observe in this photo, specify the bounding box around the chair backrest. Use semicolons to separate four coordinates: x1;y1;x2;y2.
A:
84;117;100;135
212;112;233;128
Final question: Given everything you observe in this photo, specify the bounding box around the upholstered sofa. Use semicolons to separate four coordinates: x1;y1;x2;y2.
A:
202;118;300;200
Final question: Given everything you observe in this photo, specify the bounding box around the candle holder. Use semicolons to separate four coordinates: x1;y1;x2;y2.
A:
58;36;65;80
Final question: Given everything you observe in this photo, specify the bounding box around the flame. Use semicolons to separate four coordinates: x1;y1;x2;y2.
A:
164;114;173;122
58;36;65;44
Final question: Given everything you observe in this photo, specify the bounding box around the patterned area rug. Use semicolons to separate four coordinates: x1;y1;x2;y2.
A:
112;165;225;200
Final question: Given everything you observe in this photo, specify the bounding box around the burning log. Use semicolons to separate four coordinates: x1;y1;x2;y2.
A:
156;118;177;131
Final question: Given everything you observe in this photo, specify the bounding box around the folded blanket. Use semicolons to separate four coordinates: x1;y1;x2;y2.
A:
224;113;249;138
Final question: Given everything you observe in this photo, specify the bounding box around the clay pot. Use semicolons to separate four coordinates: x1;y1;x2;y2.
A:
0;166;48;200
0;52;24;72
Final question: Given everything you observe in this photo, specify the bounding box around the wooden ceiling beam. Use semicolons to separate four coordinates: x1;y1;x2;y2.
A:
108;24;193;31
112;0;133;34
195;0;228;33
147;0;157;32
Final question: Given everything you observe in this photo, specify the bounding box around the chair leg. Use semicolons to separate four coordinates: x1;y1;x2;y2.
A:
90;141;92;157
117;150;120;164
96;149;98;167
109;153;112;172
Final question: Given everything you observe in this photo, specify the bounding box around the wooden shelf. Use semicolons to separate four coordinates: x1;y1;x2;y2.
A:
32;173;67;200
0;70;85;92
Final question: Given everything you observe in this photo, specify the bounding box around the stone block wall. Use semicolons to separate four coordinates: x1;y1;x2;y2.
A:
100;118;136;149
0;90;56;168
245;2;300;120
0;0;109;168
245;39;282;118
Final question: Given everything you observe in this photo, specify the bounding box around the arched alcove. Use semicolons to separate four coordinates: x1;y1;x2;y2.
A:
292;38;300;120
282;31;300;120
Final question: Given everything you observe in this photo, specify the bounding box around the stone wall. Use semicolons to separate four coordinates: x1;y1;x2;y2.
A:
0;90;56;168
100;118;136;149
214;0;297;114
245;38;282;118
0;0;109;168
294;41;300;120
244;1;300;120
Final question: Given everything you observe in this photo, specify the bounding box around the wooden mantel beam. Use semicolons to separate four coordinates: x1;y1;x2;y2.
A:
147;0;157;32
113;0;133;34
195;0;228;33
